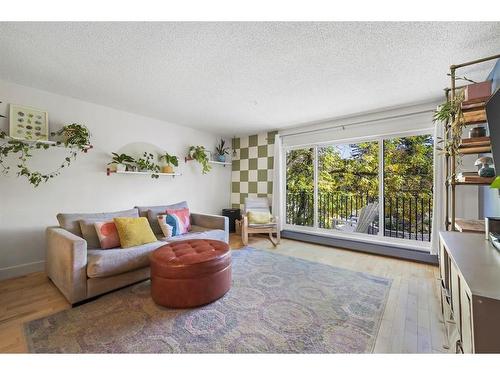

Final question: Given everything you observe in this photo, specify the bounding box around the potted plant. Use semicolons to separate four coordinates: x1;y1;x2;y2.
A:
214;138;230;162
108;152;135;172
51;123;91;151
135;152;160;178
434;89;466;159
188;145;211;174
159;152;179;173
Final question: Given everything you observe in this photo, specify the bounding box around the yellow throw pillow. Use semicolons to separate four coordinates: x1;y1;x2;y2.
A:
248;211;272;224
113;217;157;248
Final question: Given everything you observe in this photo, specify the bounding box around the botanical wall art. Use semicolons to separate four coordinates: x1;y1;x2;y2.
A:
9;104;49;141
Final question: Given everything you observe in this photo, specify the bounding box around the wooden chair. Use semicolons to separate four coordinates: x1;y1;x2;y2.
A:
241;197;280;246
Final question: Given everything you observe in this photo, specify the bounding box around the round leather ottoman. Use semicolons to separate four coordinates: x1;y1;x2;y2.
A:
150;239;232;308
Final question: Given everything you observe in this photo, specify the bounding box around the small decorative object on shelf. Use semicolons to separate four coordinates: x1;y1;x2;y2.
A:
464;81;492;101
108;152;135;172
214;138;229;162
474;156;495;177
0;123;93;187
186;145;211;174
9;104;49;141
469;126;487;138
135;152;160;178
159;152;178;174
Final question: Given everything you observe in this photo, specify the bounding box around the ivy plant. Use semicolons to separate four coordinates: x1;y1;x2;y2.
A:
0;123;91;187
188;145;211;174
136;152;160;178
433;89;466;174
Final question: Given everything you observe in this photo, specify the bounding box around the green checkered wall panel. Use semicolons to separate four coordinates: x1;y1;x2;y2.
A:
231;131;277;209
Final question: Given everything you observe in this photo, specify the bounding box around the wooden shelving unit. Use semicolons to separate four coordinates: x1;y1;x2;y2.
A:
443;53;500;231
454;218;485;233
106;168;181;177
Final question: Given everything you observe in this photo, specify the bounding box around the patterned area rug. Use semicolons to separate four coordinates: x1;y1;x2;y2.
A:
25;248;391;353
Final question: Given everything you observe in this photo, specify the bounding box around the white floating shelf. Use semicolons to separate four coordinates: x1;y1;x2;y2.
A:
208;160;232;166
106;169;181;177
2;136;93;151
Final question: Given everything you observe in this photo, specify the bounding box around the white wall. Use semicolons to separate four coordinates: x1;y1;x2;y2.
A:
0;80;231;280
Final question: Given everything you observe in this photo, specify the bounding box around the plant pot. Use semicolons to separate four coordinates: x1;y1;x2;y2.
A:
116;163;127;172
162;165;174;174
215;154;226;162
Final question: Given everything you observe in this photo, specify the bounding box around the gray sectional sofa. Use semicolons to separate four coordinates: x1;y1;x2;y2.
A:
46;201;229;304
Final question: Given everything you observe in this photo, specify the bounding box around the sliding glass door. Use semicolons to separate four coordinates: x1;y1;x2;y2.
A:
383;135;433;241
284;132;433;244
317;141;379;235
285;147;314;227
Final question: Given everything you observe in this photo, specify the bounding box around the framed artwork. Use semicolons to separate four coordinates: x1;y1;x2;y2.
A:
9;104;49;141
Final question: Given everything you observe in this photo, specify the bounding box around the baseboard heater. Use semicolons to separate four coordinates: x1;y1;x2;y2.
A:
281;230;438;265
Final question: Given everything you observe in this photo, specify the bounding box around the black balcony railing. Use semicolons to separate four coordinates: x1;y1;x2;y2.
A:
286;191;432;242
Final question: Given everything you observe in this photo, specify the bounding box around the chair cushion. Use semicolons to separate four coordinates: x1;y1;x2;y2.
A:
248;210;272;224
114;217;157;248
57;208;139;237
137;201;188;234
87;241;165;278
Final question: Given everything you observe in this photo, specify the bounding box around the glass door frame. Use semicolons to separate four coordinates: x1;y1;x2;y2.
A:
281;128;434;249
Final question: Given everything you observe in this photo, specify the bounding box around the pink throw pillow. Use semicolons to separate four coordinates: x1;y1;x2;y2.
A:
94;221;121;249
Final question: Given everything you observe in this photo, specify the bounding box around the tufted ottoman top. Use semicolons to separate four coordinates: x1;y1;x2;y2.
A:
150;239;231;279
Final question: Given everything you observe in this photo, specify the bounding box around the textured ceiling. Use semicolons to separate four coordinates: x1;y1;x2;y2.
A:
0;22;499;135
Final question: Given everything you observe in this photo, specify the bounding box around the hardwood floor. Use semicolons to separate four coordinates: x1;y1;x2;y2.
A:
0;233;448;353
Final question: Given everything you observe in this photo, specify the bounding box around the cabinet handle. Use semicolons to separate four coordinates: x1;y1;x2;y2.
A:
456;340;463;354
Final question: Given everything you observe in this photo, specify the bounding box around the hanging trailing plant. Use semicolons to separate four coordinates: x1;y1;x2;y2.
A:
188;145;211;174
433;89;466;167
51;123;91;151
0;123;92;187
135;152;160;178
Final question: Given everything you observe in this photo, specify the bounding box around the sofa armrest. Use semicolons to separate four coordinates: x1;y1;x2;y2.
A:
46;226;88;304
190;213;229;243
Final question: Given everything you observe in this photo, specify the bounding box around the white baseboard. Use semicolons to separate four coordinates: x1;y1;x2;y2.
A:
0;260;45;281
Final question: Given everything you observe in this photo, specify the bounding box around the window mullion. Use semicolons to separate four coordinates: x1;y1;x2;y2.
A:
378;140;385;237
313;146;319;229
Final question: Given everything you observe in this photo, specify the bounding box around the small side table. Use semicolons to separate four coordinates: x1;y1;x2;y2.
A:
222;208;241;233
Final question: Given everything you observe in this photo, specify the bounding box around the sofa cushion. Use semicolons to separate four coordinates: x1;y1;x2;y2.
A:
57;208;139;237
136;201;188;234
87;241;165;278
114;217;157;248
157;225;227;243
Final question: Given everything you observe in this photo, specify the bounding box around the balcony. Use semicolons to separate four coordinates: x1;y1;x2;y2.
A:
286;190;432;242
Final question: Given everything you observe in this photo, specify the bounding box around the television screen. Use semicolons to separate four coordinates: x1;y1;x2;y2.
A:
486;89;500;176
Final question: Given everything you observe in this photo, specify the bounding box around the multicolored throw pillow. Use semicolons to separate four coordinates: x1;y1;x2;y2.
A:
157;215;174;239
165;208;191;236
93;221;121;249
